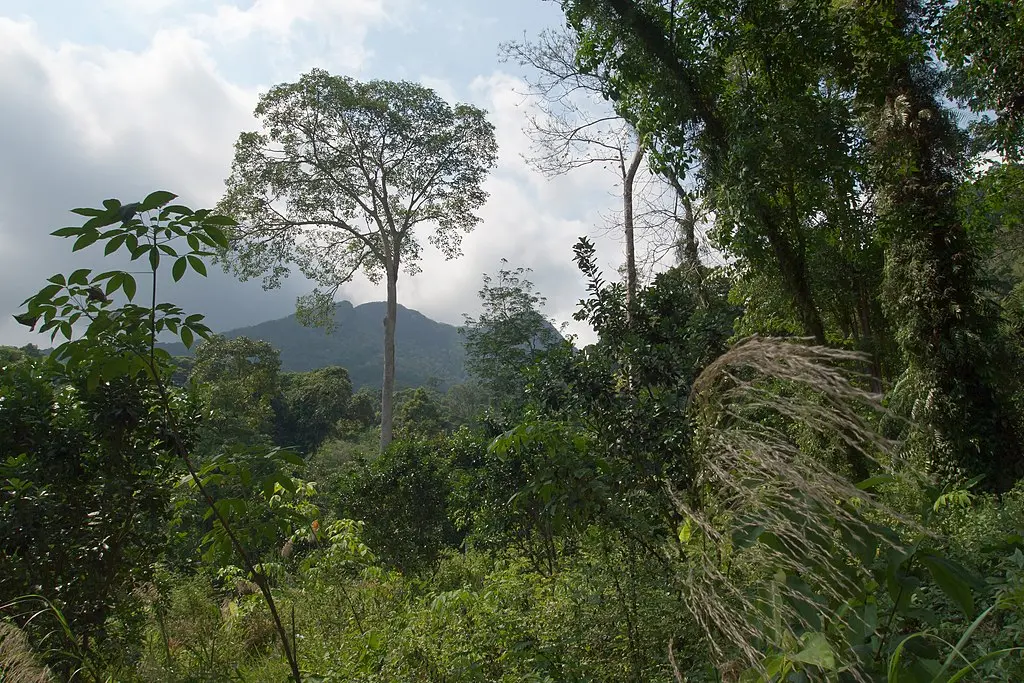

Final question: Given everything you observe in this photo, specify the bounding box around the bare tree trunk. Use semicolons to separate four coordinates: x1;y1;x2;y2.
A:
380;267;398;451
665;171;700;271
680;194;699;268
623;143;645;322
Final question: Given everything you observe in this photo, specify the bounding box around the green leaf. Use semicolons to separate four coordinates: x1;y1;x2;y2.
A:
36;284;63;300
889;633;933;682
68;268;90;286
122;274;137;301
856;474;895;490
70;207;105;217
105;272;123;295
140;190;177;211
204;214;237;227
149;249;160;271
102;198;122;211
52;226;82;237
181;326;194;348
72;231;100;252
47;274;66;285
731;521;764;549
274;449;304;467
790;632;836;670
104;233;127;255
82;213;120;230
172;257;187;282
162;204;194;217
739;655;786;683
920;553;976;617
204;224;229;248
187;255;208;276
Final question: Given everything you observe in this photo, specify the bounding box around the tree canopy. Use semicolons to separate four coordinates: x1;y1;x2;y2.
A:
219;70;498;450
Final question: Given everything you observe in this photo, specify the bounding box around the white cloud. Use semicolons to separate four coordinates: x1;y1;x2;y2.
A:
0;16;301;347
0;2;652;352
195;0;387;43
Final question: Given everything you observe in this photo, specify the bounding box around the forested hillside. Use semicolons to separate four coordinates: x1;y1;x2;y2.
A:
160;300;471;390
2;0;1024;681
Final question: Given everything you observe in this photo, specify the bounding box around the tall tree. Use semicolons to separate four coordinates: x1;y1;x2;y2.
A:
219;70;498;450
844;0;1023;485
273;366;353;454
503;29;652;319
560;0;862;344
561;0;1022;485
189;335;281;448
462;261;558;412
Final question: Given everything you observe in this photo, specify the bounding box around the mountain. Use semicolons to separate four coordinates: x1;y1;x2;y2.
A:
161;301;469;390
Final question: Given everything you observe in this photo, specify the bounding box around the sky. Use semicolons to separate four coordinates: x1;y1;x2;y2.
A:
0;0;669;349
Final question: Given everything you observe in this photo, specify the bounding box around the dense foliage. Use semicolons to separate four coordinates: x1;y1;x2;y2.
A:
3;1;1024;681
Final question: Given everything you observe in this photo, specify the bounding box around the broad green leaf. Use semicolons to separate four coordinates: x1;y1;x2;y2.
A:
187;254;208;276
181;326;194;348
731;522;765;549
161;204;193;216
104;234;127;255
72;231;100;252
920;553;976;617
140;190;177;211
678;517;694;543
68;268;90;286
52;226;82;237
790;632;836;670
739;655;786;683
204;224;229;248
274;449;304;467
36;284;62;300
105;272;123;295
171;257;187;282
102;198;122;211
47;274;66;285
149;248;160;271
888;633;934;682
122;274;137;301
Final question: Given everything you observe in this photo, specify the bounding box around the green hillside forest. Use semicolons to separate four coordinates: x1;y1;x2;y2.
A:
3;1;1024;681
159;301;471;391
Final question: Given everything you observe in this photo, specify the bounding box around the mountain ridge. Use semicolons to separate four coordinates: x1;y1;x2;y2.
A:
160;301;469;390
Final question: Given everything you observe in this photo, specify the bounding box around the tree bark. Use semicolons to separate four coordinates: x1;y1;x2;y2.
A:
680;194;698;268
665;172;699;270
380;267;398;451
623;143;645;322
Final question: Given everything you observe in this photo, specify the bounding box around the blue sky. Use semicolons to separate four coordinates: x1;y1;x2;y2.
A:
0;0;674;348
